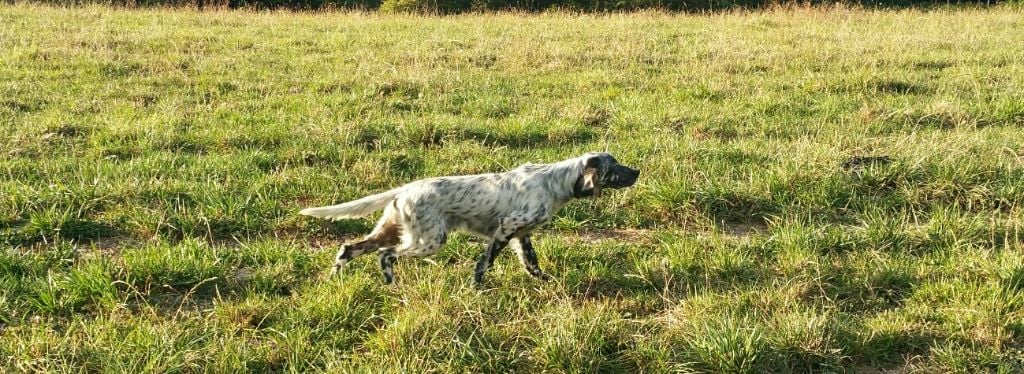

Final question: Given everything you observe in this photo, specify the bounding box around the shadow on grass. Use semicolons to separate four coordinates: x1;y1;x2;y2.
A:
692;188;780;227
546;247;769;317
461;126;597;149
2;217;120;247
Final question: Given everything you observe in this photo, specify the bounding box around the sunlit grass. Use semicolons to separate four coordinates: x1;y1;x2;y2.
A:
2;3;1024;371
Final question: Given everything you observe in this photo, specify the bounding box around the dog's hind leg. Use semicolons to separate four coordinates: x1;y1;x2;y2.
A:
330;203;402;277
379;247;399;284
397;216;448;258
331;241;382;277
377;204;449;284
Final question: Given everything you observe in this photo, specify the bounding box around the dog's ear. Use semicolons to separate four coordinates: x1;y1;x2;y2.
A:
574;156;601;198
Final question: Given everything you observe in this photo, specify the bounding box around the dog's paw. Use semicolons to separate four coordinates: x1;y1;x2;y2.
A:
536;272;554;282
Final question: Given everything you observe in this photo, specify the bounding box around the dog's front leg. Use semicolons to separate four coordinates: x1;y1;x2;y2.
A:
513;236;552;281
474;210;549;285
474;238;509;285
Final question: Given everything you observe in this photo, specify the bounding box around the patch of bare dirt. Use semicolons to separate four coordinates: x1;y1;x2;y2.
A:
560;228;657;245
721;222;767;238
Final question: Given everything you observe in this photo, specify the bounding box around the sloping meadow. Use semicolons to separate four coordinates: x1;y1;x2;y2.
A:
2;4;1023;371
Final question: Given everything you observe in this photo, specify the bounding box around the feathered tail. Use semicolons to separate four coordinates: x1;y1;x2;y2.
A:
299;188;401;220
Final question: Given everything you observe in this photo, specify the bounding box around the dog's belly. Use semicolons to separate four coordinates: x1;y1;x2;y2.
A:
445;214;498;238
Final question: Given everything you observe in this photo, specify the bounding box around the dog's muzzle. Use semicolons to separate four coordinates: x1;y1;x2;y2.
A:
607;166;640;189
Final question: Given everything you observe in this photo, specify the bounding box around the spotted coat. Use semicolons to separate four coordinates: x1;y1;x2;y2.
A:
299;152;640;285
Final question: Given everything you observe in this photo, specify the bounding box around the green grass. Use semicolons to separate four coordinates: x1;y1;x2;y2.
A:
2;3;1024;371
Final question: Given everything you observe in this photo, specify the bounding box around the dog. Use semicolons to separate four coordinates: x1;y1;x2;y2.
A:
300;152;640;285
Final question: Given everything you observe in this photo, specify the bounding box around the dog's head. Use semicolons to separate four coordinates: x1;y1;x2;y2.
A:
573;152;640;198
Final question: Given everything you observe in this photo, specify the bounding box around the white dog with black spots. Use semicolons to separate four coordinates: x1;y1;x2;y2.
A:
300;152;640;285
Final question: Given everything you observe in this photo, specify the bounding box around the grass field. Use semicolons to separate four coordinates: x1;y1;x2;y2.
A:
2;3;1024;372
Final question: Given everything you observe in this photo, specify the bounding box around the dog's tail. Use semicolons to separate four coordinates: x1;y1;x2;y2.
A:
299;187;402;220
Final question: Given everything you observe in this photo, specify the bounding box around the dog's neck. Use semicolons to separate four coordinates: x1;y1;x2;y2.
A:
528;157;587;204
